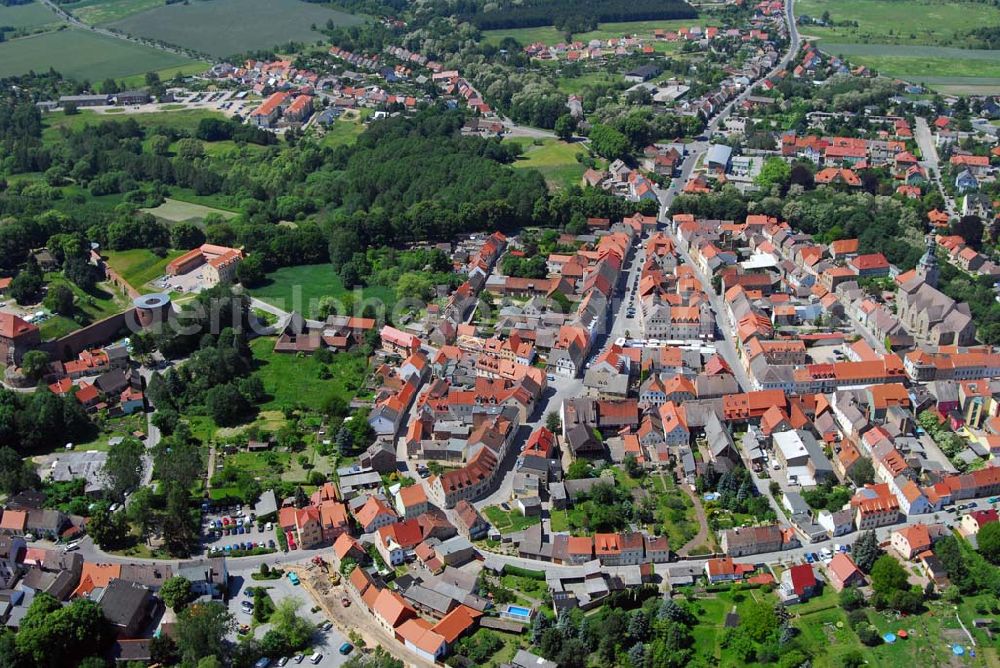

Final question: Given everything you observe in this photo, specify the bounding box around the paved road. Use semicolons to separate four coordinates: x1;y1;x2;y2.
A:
656;0;800;217
914;116;956;217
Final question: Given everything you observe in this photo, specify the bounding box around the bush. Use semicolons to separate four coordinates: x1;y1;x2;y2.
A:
856;624;883;647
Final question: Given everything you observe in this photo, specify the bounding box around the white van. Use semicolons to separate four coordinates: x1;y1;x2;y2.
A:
309;653;322;665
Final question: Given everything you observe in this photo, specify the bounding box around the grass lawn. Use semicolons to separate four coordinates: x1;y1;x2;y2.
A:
556;71;625;95
248;263;395;315
61;0;166;25
38;275;129;340
250;337;368;412
104;248;184;290
653;473;701;549
108;0;363;58
796;0;1000;48
69;412;148;452
318;109;371;148
549;509;569;532
143;197;238;224
507;137;592;191
0;27;199;81
483;506;540;533
43;108;226;143
0;1;61;30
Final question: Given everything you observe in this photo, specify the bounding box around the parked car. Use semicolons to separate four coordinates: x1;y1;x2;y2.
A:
310;653;323;664
293;656;304;664
287;572;300;586
277;658;289;667
339;643;353;656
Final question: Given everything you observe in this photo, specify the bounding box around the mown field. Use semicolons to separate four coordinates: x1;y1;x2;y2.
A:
483;18;718;46
0;1;60;29
796;0;1000;47
143;198;237;224
0;27;200;81
104;248;184;290
250;337;368;412
507;137;592;191
60;0;163;25
248;263;395;315
108;0;364;58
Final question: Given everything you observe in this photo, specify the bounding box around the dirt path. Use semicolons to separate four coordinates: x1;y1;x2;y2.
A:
674;473;712;556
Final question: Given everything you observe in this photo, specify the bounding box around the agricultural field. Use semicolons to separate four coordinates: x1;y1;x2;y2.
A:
249;337;368;412
103;248;184;290
59;0;164;25
796;0;1000;48
143;198;237;225
507;137;592;191
108;0;364;58
0;1;60;30
0;28;200;81
483;18;718;47
821;43;1000;85
248;263;395;314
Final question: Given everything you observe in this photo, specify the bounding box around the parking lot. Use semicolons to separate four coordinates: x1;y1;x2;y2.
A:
227;565;352;668
201;504;279;556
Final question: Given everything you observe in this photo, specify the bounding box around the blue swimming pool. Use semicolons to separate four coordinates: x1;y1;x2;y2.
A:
503;605;533;620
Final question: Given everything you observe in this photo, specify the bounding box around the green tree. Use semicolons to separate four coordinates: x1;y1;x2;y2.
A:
86;501;127;549
101;437;145;503
176;138;205;160
978;521;1000;564
554;114;577;140
589;124;629;160
149;135;171;156
20;350;50;382
870;554;909;594
755;157;791;191
566;460;593;480
170;222;206;250
839;585;864;611
43;283;74;316
16;594;109;667
545;411;561;432
849;457;875;486
126;485;155;543
270;597;314;650
739;600;778;643
160;576;194;612
175;602;234;665
205;382;250;426
851;529;881;573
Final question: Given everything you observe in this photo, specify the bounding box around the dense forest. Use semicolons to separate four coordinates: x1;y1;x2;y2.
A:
458;0;697;31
